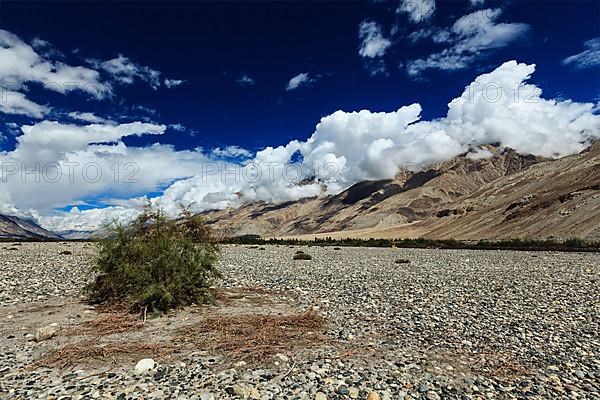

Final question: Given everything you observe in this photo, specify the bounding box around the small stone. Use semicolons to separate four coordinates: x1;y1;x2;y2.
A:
275;353;289;363
348;387;359;398
336;385;349;395
25;333;35;342
153;368;167;381
134;358;156;374
426;391;441;400
34;323;60;342
249;387;260;399
199;393;215;400
233;385;248;398
366;392;380;400
564;384;578;392
418;384;429;393
315;392;327;400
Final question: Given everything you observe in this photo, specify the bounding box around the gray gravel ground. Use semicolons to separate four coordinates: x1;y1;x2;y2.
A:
0;243;599;399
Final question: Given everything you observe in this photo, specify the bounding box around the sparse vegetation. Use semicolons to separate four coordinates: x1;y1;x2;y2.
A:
176;309;325;362
293;251;313;260
224;236;600;252
87;207;221;313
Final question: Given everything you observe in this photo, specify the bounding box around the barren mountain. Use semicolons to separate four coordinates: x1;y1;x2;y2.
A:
202;143;600;240
0;215;62;240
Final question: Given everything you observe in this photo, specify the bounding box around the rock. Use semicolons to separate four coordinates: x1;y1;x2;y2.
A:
564;384;578;392
249;387;260;399
366;392;380;400
315;392;327;400
134;358;156;374
275;353;289;363
425;391;441;400
233;384;248;398
153;368;167;380
34;323;60;342
199;393;215;400
336;385;349;395
348;387;359;398
25;333;35;342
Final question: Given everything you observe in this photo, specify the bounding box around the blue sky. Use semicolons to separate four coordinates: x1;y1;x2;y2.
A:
0;0;599;231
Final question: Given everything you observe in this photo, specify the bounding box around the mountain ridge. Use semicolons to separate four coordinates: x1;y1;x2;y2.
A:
0;214;62;240
202;143;600;240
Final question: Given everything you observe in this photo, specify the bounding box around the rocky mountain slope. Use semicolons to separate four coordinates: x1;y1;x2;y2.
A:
203;143;600;240
0;215;62;240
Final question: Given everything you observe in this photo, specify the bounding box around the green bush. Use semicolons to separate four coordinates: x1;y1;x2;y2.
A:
87;207;221;313
293;251;312;260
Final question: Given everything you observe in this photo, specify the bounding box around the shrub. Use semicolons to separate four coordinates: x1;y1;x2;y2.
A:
293;251;312;261
87;207;221;313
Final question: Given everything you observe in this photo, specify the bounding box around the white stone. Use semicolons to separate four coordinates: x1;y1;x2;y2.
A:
34;323;60;342
134;358;156;374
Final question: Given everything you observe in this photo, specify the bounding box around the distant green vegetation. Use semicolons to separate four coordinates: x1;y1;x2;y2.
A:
223;235;600;252
293;250;313;260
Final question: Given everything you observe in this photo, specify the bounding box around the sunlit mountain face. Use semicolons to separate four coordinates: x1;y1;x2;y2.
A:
0;1;598;233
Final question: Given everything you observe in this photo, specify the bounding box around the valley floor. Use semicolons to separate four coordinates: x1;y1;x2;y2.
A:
0;243;599;399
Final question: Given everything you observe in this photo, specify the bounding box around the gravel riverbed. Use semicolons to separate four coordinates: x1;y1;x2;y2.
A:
0;243;599;399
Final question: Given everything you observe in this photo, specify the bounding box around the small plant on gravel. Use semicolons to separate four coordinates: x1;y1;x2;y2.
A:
395;258;410;264
293;251;313;261
87;206;221;313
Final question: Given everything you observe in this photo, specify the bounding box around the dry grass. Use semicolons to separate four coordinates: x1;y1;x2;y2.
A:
175;309;326;362
211;287;294;307
63;306;143;337
36;340;176;369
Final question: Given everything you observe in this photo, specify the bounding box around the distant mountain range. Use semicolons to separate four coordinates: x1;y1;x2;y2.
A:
0;214;61;240
203;142;600;241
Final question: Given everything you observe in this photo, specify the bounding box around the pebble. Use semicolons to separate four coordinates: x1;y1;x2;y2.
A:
134;358;156;374
34;322;60;342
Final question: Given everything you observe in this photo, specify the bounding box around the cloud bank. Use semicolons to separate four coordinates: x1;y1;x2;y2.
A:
2;60;597;232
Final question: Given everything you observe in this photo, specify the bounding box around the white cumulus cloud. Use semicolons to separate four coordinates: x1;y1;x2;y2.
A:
358;21;392;58
397;0;436;23
17;60;599;233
